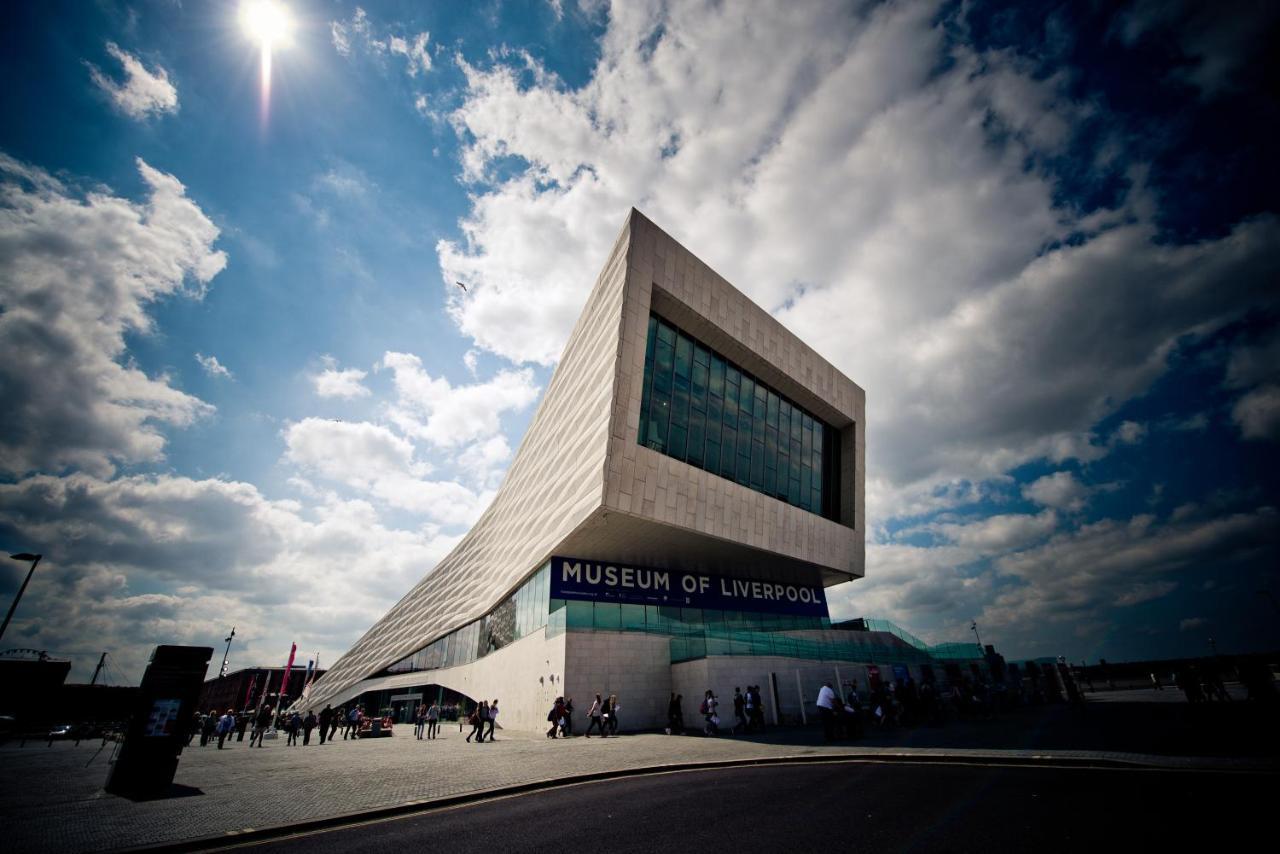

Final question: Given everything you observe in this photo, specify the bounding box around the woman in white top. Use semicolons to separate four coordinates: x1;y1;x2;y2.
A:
702;690;720;736
485;699;499;741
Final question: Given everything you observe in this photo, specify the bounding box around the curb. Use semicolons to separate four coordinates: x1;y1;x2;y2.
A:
118;749;1276;852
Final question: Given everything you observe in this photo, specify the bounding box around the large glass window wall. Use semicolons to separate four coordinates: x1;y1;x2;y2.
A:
549;598;828;636
638;313;842;521
380;563;551;676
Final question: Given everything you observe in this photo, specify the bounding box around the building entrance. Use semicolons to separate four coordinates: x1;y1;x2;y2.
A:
389;692;423;724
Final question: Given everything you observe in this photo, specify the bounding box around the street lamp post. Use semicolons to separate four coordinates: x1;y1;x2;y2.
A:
0;553;42;642
970;620;983;650
220;626;236;678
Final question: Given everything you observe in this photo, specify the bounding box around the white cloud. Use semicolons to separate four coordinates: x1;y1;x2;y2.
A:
1023;471;1091;512
330;21;352;56
931;510;1059;552
332;8;431;79
456;434;512;489
1232;384;1280;440
1116;0;1279;98
439;0;1279;511
312;357;371;399
195;353;233;380
281;418;492;525
389;32;432;77
86;42;178;119
1111;420;1147;446
985;507;1278;635
379;351;540;448
0;154;226;478
1179;616;1209;632
0;472;458;683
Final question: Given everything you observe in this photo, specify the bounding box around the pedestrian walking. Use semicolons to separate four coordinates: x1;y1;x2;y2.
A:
200;711;216;747
328;706;342;742
667;693;684;734
701;690;720;735
346;706;362;739
560;697;574;737
318;705;333;744
186;711;201;746
286;711;302;746
414;703;426;740
598;695;613;737
426;701;440;739
303;710;317;745
547;697;566;738
250;705;273;747
584;693;605;737
733;687;747;734
216;709;235;748
485;699;499;741
606;694;620;735
817;681;837;740
466;702;487;743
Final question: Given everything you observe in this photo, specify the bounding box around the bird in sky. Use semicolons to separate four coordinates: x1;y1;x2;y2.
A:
455;280;468;293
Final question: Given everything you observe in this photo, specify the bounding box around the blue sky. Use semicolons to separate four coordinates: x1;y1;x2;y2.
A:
0;0;1277;683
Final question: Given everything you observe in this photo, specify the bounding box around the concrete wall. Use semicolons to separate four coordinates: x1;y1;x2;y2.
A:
671;656;920;727
562;630;673;731
325;627;567;734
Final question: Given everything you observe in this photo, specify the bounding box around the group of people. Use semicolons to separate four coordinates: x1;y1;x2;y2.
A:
694;686;768;736
464;699;500;743
542;693;622;738
187;703;376;748
545;696;574;737
411;701;443;739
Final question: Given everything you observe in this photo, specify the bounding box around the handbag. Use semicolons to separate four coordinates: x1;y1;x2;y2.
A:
710;714;720;725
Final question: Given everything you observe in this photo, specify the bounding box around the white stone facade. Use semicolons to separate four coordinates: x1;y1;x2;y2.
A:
301;210;866;730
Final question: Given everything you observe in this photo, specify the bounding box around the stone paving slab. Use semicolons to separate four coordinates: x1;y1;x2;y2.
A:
1;725;1274;853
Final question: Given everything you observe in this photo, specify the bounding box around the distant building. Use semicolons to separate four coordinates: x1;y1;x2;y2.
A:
198;666;324;714
0;652;71;724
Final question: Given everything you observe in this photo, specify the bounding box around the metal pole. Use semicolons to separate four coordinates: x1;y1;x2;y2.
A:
90;652;107;686
220;627;236;678
795;669;807;725
0;554;41;642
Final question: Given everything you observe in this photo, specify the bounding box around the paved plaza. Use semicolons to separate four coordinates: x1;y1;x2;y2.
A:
1;698;1275;853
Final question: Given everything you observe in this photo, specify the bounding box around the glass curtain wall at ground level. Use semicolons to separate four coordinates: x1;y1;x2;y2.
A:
380;563;551;677
637;313;842;521
545;598;984;672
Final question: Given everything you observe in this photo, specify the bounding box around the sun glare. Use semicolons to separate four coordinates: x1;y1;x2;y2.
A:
239;1;294;129
240;0;294;49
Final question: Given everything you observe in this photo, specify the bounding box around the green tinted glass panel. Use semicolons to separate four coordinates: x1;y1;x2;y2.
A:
637;313;839;521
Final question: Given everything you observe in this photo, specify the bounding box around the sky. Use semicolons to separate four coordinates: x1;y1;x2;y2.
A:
0;0;1277;685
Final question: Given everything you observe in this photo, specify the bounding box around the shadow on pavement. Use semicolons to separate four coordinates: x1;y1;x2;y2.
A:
690;698;1280;757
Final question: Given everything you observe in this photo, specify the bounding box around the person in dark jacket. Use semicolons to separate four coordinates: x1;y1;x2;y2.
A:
250;705;273;747
547;697;565;738
318;705;333;744
303;710;317;745
200;711;217;747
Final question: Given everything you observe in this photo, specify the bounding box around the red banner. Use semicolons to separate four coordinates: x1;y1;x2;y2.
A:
280;642;297;704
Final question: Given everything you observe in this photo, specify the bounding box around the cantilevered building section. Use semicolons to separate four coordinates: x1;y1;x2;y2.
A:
301;210;982;731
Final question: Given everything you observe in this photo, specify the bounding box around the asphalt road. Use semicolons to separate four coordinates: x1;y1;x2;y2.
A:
237;761;1271;852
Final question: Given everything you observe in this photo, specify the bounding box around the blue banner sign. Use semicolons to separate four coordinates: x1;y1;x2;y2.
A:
549;555;829;618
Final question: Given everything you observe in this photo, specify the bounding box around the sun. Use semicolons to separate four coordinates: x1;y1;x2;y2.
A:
239;0;294;50
240;1;294;128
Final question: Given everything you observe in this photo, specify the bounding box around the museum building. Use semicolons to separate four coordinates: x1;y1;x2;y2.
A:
299;210;985;732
